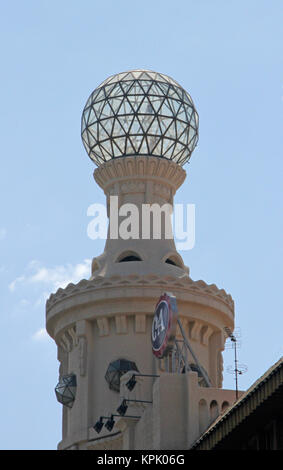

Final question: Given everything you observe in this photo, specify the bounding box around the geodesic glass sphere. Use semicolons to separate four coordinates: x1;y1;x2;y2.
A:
55;373;77;408
105;359;139;392
81;70;199;166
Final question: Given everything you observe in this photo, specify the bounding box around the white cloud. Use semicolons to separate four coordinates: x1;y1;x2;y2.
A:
9;259;91;292
32;328;50;342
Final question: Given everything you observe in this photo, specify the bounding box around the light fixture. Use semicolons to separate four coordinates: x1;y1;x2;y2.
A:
117;398;152;416
126;376;137;391
93;414;141;433
117;399;128;416
125;373;160;391
93;417;104;434
105;415;115;432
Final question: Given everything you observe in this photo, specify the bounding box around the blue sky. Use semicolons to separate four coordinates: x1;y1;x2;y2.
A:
0;0;282;449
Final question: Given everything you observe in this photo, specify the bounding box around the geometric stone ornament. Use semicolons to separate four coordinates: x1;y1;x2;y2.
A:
81;70;199;167
105;359;139;393
55;373;77;408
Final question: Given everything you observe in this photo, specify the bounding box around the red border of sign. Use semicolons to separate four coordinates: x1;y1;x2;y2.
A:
152;293;176;358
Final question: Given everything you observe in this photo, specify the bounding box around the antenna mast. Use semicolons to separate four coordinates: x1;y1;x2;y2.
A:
224;327;247;400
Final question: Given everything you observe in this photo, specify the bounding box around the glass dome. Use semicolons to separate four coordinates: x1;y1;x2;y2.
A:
81;70;199;166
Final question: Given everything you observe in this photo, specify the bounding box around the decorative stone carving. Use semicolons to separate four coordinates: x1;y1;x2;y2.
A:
96;317;109;336
135;314;146;333
46;274;234;314
120;181;145;194
78;336;87;377
115;315;128;334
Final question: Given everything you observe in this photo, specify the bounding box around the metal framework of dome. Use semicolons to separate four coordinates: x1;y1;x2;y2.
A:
81;70;199;166
105;359;139;392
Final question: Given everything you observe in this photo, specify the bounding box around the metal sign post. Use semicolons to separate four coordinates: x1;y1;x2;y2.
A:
151;292;212;387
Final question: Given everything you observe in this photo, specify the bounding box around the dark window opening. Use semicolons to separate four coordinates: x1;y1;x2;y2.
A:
119;255;141;262
165;258;177;266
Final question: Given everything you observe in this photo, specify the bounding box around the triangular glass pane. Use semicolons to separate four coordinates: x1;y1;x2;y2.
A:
83;106;91;124
188;126;196;143
169;99;181;116
118;99;133;116
188;135;198;151
194;112;199;128
88;108;97;125
131;135;143;152
138;96;154;114
93;101;105;119
163;140;176;158
81;115;88;133
150;97;163;113
147;117;161;136
100;117;114;135
162;138;173;154
138;72;152;80
125;136;136;154
148;135;160;153
173;142;185;157
184;104;193;121
152;138;162;155
87;129;97;148
141;115;155;133
175;148;186;164
98;144;108;159
108;97;124;114
174;87;184;101
131;70;142;79
115;136;126;154
100;101;114;118
157;82;169;96
117;114;132;133
104;83;118;97
94;88;105;102
129;116;143;134
189;112;196;127
176;121;188;138
128;94;143;112
139;80;153;94
128;81;143;96
159;101;174;117
183;92;193;105
120;71;132;81
168;85;180;99
178;127;189;145
97;123;108;141
92;144;104;158
109;83;124;98
112;140;123;157
164;119;176;139
150;83;164;96
138;137;149;154
82;131;90;150
120;81;134;94
100;141;112;157
176;108;187;122
112;118;124;137
88;121;99;138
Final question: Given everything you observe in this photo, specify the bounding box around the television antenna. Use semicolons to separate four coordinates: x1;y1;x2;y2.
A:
224;327;247;400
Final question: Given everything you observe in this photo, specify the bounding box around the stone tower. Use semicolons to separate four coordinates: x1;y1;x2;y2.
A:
46;70;235;450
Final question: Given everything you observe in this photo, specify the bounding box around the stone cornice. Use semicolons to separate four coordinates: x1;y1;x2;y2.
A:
94;156;186;193
46;274;234;318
